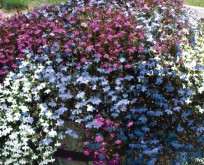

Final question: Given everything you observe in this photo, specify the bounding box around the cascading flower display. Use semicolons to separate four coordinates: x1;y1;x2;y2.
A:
0;0;203;165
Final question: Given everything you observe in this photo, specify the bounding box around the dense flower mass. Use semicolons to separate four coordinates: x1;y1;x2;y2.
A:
0;0;203;165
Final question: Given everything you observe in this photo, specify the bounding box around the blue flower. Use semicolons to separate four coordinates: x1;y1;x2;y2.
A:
65;128;78;139
141;126;150;132
155;77;163;85
88;97;102;105
139;115;147;123
170;140;182;149
148;158;156;165
76;91;85;99
177;124;184;132
155;110;163;116
165;109;173;115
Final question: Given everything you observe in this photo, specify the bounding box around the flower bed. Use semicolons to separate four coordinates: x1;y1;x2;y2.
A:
0;0;203;165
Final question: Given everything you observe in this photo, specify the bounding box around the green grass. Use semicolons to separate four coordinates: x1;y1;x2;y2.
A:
185;0;204;7
0;0;67;10
0;0;27;10
30;0;68;8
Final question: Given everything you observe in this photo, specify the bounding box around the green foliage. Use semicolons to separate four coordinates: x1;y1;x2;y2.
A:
0;0;27;10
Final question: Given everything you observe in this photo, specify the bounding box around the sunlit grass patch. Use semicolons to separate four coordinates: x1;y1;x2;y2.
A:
185;0;204;7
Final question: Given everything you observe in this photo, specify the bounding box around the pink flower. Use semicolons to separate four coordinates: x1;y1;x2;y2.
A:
176;18;180;22
124;21;131;26
95;135;104;143
105;120;113;126
87;45;94;52
110;134;115;139
66;157;73;163
101;142;107;147
95;53;102;58
83;149;91;156
84;141;89;146
77;6;83;11
65;48;71;53
108;159;120;165
107;68;113;72
107;35;113;41
96;42;102;47
113;153;120;158
139;46;144;52
170;11;175;15
95;119;104;127
99;147;107;153
114;123;120;128
168;19;172;22
94;115;104;127
139;33;145;40
127;121;134;127
127;49;134;53
11;64;18;69
125;64;131;69
115;140;121;144
80;57;87;63
103;63;109;68
76;63;81;67
178;59;183;64
104;54;109;58
113;63;118;68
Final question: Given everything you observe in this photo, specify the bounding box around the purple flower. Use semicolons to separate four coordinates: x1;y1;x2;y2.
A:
66;157;73;163
127;121;134;127
95;135;104;143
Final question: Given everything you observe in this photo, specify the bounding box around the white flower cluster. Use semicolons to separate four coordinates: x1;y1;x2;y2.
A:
0;57;61;165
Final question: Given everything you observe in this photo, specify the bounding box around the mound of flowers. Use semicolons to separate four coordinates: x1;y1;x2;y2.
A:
0;0;203;165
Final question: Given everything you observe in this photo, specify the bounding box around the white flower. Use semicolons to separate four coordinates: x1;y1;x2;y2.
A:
44;89;51;94
31;155;38;160
19;106;29;113
54;141;61;147
48;129;57;138
9;133;18;139
87;104;93;112
45;111;53;118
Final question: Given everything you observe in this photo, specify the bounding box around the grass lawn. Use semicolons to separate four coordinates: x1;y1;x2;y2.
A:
185;0;204;7
0;0;68;17
0;0;67;10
